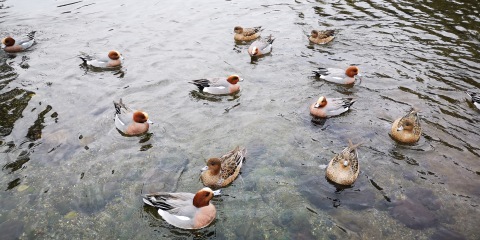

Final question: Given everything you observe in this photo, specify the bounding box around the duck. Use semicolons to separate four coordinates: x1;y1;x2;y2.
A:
1;31;36;53
326;140;362;186
466;91;480;109
248;35;275;57
234;26;262;41
189;75;242;95
143;187;220;229
390;108;421;144
310;96;357;118
312;66;361;85
113;98;152;136
201;146;247;188
309;30;335;44
79;50;123;68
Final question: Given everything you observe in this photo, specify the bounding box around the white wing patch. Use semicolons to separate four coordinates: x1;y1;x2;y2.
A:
175;215;191;221
115;115;126;126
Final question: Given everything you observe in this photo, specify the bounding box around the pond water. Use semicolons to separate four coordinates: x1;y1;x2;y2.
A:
1;0;479;239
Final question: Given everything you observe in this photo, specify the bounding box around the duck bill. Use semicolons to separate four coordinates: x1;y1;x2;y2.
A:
314;103;320;108
201;166;208;171
147;119;153;124
396;126;404;131
356;74;362;84
212;189;222;196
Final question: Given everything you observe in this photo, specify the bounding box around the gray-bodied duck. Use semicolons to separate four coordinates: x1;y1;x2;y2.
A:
248;35;275;57
143;187;220;229
466;91;480;110
113;99;153;136
310;96;356;118
1;31;36;53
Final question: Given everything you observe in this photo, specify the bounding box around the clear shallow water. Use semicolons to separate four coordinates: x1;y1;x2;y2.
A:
0;0;479;239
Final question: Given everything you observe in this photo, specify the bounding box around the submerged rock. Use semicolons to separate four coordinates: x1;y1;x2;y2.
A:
0;220;24;240
300;176;376;211
389;188;443;229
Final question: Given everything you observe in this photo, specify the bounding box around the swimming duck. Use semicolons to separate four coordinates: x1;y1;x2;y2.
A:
309;30;335;44
201;146;247;188
310;96;356;118
312;66;361;85
143;187;220;229
390;108;421;144
113;98;152;136
326;140;362;186
79;50;123;68
1;31;36;53
189;75;242;95
234;26;262;41
248;35;275;57
466;91;480;109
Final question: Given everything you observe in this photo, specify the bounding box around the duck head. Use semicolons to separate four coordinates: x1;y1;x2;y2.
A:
314;96;327;108
1;37;15;47
234;26;243;34
202;158;221;175
133;111;152;124
108;50;122;60
311;30;319;38
193;187;214;208
397;119;414;131
226;75;242;84
345;66;360;78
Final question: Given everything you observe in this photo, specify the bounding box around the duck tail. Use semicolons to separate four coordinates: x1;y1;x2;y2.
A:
189;79;210;90
27;31;36;40
466;91;478;100
312;67;328;77
266;35;275;44
254;26;263;33
238;146;247;161
410;107;420;114
343;98;357;108
325;30;335;36
78;51;93;63
79;56;88;63
142;193;175;210
347;139;363;150
113;98;126;114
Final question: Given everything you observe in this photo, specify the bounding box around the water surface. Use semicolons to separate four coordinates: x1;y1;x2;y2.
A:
1;0;479;239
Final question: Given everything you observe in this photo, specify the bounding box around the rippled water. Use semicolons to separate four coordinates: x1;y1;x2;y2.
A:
1;0;479;239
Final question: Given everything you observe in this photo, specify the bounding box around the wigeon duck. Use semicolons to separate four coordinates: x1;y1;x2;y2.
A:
313;66;361;85
189;75;242;95
234;26;263;41
79;50;123;68
309;30;335;44
326;140;362;186
142;187;220;229
310;96;356;118
390;108;422;144
466;91;480;109
248;35;275;57
1;31;36;53
201;146;247;188
113;98;152;136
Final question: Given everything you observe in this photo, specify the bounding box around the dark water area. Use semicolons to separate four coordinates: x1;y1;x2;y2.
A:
1;0;479;239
